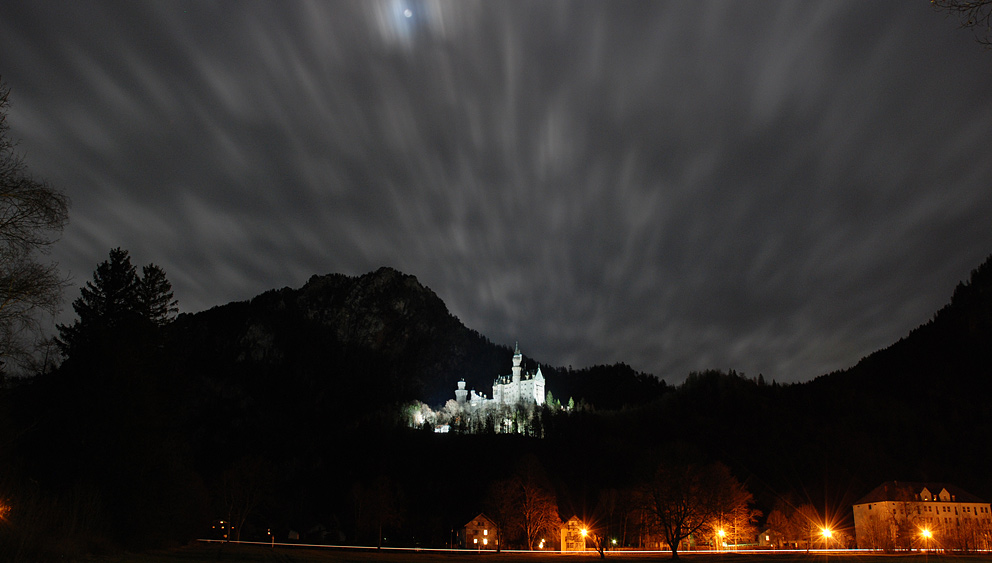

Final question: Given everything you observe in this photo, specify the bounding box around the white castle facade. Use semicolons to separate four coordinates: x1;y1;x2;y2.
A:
455;343;545;407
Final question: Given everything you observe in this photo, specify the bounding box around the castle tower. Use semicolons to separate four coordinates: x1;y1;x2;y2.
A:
512;341;522;382
455;379;468;403
533;366;545;405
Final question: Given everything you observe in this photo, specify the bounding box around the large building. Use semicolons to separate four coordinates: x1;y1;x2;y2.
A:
455;343;545;407
852;481;992;551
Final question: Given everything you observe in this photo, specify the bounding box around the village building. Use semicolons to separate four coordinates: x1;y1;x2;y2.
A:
560;516;588;552
459;513;496;550
757;527;793;549
852;481;992;551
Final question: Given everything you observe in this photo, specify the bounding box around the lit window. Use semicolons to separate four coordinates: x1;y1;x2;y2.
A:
484;529;488;535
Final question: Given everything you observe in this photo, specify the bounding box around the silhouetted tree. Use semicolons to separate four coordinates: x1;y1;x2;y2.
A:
57;249;178;357
138;263;178;327
57;248;141;356
639;461;749;560
0;79;69;372
222;457;275;542
353;476;404;549
790;503;821;551
515;456;560;549
485;477;522;551
765;506;792;547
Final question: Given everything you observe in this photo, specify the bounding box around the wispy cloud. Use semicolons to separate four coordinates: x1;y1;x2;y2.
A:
1;0;989;382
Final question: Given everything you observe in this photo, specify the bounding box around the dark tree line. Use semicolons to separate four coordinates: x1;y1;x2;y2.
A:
0;247;194;560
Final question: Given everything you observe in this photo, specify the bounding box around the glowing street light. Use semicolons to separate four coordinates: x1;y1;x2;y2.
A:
821;528;833;550
921;528;932;553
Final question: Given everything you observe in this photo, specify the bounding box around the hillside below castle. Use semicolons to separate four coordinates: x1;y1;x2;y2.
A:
3;255;989;553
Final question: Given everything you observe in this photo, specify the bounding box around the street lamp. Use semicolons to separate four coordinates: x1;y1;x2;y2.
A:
821;528;832;550
921;528;932;553
717;529;726;550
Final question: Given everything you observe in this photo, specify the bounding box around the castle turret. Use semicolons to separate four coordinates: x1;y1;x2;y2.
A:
455;379;468;403
533;365;545;405
512;341;522;382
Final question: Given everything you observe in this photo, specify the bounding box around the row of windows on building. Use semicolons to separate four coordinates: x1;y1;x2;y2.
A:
868;503;989;516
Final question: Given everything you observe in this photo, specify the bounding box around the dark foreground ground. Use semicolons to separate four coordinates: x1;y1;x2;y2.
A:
80;543;992;563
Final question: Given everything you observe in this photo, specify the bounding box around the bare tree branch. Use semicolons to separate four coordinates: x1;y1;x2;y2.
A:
933;0;992;46
0;78;70;374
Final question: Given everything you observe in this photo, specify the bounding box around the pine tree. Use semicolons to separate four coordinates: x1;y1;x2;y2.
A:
57;249;180;357
57;248;141;355
138;263;178;327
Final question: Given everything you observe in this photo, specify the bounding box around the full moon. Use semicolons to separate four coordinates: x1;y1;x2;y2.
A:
404;9;412;18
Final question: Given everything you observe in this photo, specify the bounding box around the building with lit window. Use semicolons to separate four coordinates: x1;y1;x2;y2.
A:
460;513;496;549
561;516;588;552
852;481;992;551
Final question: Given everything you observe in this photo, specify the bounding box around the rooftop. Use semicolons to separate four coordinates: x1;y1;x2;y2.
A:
854;481;986;505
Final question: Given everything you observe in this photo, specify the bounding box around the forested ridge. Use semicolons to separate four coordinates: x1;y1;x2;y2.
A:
1;251;990;558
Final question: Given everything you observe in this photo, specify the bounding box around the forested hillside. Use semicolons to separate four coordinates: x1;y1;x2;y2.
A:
1;252;989;558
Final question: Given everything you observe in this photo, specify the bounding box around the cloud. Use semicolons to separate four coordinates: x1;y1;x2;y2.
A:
1;0;990;383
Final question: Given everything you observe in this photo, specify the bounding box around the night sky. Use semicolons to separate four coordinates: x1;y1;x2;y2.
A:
1;1;990;384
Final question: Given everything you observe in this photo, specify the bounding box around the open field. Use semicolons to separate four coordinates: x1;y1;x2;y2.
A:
80;543;992;563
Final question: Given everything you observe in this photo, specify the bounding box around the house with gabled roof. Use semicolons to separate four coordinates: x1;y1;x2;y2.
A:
560;515;588;552
459;513;497;550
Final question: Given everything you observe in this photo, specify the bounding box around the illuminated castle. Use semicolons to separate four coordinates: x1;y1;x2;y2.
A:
455;343;545;407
